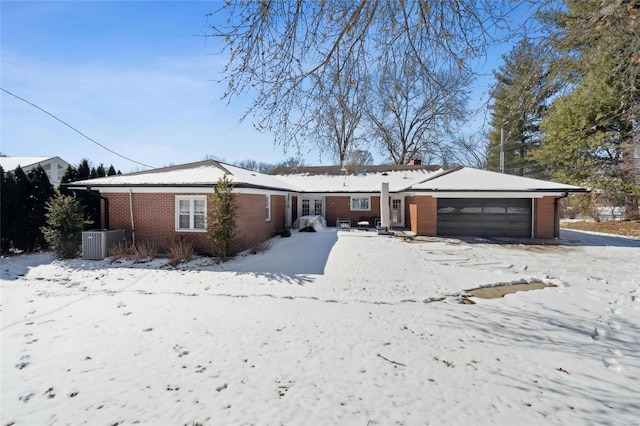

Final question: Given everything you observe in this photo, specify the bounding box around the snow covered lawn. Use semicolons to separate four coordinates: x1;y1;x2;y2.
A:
2;229;639;425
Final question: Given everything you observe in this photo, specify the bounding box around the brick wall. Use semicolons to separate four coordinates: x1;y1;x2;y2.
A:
406;196;437;236
534;196;558;239
102;192;286;255
325;195;381;227
234;194;285;251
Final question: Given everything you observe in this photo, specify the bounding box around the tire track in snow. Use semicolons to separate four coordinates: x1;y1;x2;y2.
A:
1;272;154;331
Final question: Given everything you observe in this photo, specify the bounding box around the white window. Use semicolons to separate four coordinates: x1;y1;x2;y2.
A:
301;198;323;216
265;195;271;221
175;196;207;231
350;196;371;211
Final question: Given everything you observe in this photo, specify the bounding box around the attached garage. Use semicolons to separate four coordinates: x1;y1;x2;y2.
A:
437;198;532;238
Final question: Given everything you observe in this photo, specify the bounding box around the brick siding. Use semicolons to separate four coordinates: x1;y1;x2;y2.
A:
102;192;286;255
325;195;381;227
234;194;285;252
406;196;437;236
534;196;558;239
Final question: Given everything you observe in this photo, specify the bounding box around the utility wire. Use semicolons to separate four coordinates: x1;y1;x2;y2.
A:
1;87;156;169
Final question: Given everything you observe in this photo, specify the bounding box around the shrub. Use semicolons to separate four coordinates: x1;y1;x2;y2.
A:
247;233;273;254
41;194;92;259
132;241;157;263
277;228;291;238
573;193;602;222
167;237;195;266
109;241;133;262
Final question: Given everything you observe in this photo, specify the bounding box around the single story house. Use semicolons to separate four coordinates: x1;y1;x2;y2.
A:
66;159;586;254
0;156;70;187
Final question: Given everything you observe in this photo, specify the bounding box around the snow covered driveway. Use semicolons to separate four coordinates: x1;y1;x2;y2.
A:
2;229;639;425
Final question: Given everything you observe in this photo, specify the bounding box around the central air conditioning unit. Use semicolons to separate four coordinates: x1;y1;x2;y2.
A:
82;229;125;260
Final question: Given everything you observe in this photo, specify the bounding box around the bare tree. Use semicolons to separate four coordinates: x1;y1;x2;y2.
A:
343;149;374;166
306;46;367;164
208;1;520;154
366;43;469;164
444;134;489;169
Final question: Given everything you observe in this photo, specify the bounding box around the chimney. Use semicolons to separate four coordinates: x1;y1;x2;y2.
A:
408;158;422;165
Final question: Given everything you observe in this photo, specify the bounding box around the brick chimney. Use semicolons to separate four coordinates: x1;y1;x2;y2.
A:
408;158;422;165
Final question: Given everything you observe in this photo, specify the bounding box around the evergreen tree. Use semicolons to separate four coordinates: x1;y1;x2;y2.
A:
1;167;18;252
41;194;90;259
60;165;78;196
96;164;106;177
487;38;553;177
208;175;237;261
71;159;101;228
27;166;56;250
534;0;640;219
107;165;117;176
12;166;31;250
77;159;91;180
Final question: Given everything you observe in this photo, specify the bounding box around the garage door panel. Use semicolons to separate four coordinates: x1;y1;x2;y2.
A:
437;198;532;238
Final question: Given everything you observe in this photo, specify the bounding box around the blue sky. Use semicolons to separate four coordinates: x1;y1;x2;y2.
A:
1;1;519;173
1;1;297;173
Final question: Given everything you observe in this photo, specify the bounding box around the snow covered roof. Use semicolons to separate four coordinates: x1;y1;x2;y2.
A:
0;156;67;171
409;167;586;193
280;168;441;193
65;161;586;195
66;160;298;191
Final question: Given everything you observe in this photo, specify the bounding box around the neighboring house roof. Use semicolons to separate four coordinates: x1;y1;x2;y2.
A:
66;160;298;191
0;156;68;171
272;164;440;176
408;166;586;193
279;168;441;193
0;156;70;186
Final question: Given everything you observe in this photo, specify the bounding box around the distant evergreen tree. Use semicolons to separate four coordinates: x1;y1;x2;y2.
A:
1;167;18;252
57;160;120;230
77;159;91;180
69;159;100;229
60;165;79;196
41;194;91;259
27;166;56;250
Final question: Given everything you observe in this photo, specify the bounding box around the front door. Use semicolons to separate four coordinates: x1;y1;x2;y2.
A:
391;197;404;227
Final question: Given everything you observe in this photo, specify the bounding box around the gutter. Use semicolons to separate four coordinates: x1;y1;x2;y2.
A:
407;188;589;193
64;182;299;192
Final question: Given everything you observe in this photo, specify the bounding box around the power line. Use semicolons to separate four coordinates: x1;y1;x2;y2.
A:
1;87;156;169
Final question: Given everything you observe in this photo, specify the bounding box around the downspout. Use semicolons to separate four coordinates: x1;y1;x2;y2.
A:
129;189;136;246
554;192;569;239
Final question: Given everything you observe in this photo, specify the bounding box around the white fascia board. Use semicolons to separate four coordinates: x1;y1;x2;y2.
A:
298;192;383;197
233;188;292;196
83;187;215;194
80;186;292;195
402;191;568;198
